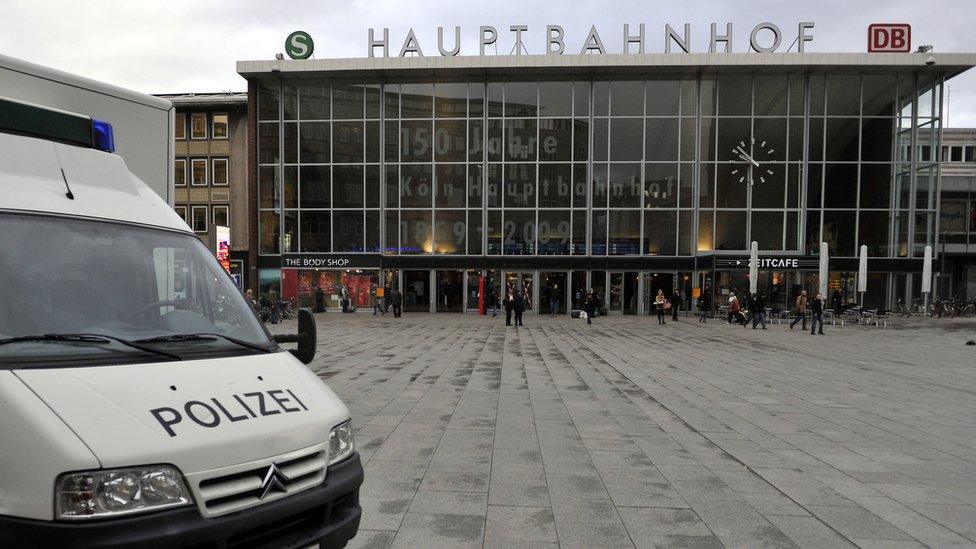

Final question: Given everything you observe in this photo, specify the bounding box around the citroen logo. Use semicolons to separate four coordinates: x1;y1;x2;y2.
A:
258;464;289;500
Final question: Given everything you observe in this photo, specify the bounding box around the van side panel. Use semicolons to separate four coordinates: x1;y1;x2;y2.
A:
0;372;100;520
0;53;173;204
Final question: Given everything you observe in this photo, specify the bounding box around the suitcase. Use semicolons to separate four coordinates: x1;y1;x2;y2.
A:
571;309;582;318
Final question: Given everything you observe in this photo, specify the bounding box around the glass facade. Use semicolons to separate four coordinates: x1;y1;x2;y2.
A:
257;73;943;260
253;68;950;310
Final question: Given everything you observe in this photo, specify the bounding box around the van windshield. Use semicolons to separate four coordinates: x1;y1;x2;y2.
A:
0;213;275;365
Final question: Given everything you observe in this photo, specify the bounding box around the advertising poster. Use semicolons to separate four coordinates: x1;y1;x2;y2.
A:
215;225;231;274
344;275;372;308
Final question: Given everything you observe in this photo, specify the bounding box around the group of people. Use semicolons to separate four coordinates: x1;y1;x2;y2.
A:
498;286;530;326
370;285;402;317
651;288;685;325
724;289;826;335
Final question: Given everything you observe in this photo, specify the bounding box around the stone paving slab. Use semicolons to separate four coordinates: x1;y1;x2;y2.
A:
270;313;976;548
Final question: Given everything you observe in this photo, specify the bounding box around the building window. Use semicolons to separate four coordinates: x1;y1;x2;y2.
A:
174;158;186;186
191;159;208;185
190;113;207;139
212;205;229;227
174;205;187;222
175;113;186;140
212;158;228;185
212;113;229;139
191;206;208;233
951;146;964;162
966;146;976;163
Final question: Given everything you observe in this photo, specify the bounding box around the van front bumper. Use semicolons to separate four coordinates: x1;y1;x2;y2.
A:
0;453;363;549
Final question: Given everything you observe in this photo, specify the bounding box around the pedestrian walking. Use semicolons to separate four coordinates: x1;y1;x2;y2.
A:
489;288;499;318
789;290;808;331
372;285;385;315
697;289;710;323
654;289;668;325
267;286;280;324
584;290;596;325
390;288;403;318
313;286;325;313
751;292;768;330
671;288;682;321
549;283;560;317
514;291;526;326
728;293;746;326
810;292;825;335
503;288;515;326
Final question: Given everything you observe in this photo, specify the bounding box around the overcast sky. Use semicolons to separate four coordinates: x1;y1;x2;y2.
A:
3;0;976;125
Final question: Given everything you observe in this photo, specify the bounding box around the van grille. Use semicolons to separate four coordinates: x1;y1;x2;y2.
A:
190;444;327;517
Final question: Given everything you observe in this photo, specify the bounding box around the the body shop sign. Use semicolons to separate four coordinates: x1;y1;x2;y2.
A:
282;254;382;269
215;225;231;274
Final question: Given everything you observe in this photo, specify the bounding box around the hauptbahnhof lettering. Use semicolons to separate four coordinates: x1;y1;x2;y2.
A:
238;32;975;314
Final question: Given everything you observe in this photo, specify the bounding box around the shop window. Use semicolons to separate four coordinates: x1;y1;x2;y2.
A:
190;113;207;139
191;159;207;186
174;159;186;186
212;158;228;186
175;113;186;140
191;206;208;233
212;205;229;227
212;114;228;139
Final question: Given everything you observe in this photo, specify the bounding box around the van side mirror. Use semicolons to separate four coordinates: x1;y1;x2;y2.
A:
272;308;317;364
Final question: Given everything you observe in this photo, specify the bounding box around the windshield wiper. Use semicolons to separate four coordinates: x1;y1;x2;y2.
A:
0;333;182;361
135;333;274;353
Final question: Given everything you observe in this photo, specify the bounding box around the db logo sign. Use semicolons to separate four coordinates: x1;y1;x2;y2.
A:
868;24;911;53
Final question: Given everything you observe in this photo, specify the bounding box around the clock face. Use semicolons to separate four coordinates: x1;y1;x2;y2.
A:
728;136;777;186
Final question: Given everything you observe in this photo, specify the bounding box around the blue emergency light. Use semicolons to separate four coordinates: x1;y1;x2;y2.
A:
91;119;115;152
0;96;115;152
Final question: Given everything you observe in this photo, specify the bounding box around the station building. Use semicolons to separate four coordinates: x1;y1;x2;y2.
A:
236;50;976;314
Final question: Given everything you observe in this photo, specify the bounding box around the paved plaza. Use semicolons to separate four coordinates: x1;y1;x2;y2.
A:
275;312;976;548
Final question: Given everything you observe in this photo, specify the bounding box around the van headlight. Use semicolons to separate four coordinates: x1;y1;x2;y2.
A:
56;466;192;520
328;421;355;465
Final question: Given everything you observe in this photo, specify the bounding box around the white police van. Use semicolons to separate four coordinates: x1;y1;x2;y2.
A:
0;97;363;548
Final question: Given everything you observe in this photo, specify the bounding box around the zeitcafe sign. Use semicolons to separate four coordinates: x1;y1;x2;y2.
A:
364;22;816;58
714;257;820;270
